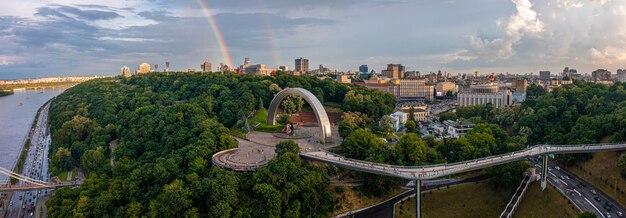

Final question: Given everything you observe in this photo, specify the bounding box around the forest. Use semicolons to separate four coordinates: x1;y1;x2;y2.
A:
45;72;395;217
45;71;626;217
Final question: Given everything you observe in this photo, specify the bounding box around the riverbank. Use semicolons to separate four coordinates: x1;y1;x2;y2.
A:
0;91;12;97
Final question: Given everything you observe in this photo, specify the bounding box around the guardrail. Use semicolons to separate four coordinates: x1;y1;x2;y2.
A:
211;148;270;171
500;175;532;218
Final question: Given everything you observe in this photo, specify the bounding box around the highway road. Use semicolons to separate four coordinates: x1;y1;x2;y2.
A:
532;157;625;218
5;103;53;218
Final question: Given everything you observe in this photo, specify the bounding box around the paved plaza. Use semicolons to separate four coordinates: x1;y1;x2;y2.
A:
212;126;342;170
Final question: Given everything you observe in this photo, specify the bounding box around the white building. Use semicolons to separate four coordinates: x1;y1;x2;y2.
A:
457;83;512;108
443;120;475;138
618;69;626;82
389;111;408;131
120;66;131;77
136;63;152;74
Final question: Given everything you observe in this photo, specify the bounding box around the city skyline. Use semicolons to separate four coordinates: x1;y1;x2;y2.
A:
1;0;626;79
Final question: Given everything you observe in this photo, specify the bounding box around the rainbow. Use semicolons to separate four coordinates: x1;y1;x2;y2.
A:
197;0;233;67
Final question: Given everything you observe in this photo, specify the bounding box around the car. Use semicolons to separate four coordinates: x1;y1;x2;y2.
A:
605;204;613;211
9;201;13;206
591;189;598;195
616;211;623;218
577;184;583;188
607;202;614;208
606;212;613;218
555;166;561;170
579;183;587;188
565;175;571;179
595;196;603;202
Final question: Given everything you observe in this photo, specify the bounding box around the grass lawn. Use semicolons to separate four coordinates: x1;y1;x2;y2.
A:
331;186;407;216
55;170;67;181
229;127;247;138
395;179;514;218
249;108;283;132
514;182;578;218
71;168;78;180
565;151;626;207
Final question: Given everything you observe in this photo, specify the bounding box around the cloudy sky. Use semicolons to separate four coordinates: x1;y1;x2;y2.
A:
0;0;625;79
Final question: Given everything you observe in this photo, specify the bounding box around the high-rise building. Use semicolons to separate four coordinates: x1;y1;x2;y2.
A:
382;64;404;79
120;66;131;78
136;63;152;74
618;69;626;82
539;71;551;81
592;69;612;81
295;57;309;72
201;60;212;72
457;83;512;108
359;65;368;74
388;79;434;102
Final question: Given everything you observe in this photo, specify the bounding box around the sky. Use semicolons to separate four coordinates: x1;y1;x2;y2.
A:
0;0;625;79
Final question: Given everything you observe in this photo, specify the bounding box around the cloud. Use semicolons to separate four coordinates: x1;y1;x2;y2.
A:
465;0;543;61
589;47;626;65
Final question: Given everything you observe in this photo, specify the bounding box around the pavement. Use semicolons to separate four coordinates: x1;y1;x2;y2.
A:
5;103;53;218
531;157;625;218
213;125;342;170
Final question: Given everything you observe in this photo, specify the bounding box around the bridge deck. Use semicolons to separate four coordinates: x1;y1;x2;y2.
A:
301;143;626;180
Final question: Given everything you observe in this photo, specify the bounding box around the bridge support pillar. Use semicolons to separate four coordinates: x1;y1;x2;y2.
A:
415;179;421;218
541;154;548;190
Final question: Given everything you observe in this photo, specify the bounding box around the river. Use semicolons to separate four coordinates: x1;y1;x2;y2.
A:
0;89;63;181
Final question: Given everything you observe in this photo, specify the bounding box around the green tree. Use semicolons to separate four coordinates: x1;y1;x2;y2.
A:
378;115;394;134
80;147;107;175
280;95;304;114
408;106;415;121
275;140;300;155
277;114;291;125
395;133;427;165
148;179;192;218
405;120;416;133
338;111;369;138
269;83;282;95
52;147;73;172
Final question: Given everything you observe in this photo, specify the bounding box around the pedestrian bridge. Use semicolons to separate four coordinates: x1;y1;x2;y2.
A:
300;143;626;180
0;166;74;191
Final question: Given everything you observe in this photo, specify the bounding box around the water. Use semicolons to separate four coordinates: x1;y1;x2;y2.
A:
0;89;62;181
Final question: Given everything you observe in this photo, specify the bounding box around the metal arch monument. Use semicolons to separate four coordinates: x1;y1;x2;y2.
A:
267;88;332;143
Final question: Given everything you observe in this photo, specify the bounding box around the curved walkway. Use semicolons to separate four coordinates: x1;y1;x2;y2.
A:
301;143;626;180
212;126;341;170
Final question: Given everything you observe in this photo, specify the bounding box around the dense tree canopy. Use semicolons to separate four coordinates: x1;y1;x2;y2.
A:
46;72;394;217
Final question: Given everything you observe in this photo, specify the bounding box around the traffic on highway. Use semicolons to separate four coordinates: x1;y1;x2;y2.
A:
532;157;624;218
5;103;53;218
